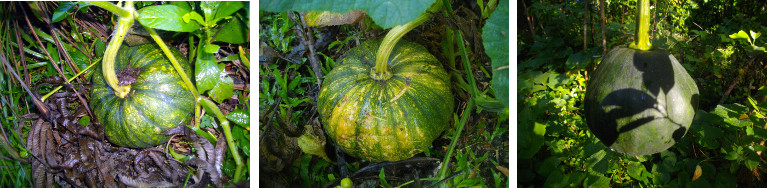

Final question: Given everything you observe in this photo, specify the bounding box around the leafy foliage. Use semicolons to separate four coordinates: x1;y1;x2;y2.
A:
259;0;435;29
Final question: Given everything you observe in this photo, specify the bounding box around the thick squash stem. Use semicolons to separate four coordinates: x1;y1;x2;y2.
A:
629;0;652;50
373;0;441;80
101;1;134;98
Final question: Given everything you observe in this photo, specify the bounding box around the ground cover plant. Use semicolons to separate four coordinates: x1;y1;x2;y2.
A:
0;1;250;187
259;0;509;187
519;0;767;186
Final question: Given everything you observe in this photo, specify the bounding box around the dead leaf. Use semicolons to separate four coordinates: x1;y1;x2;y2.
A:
496;166;508;176
303;10;365;27
297;124;330;161
692;164;702;181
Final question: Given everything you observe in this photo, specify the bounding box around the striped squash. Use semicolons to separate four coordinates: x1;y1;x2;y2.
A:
90;44;194;148
318;39;453;162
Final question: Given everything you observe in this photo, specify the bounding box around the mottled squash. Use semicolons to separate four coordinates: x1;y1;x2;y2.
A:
91;44;194;148
318;39;453;161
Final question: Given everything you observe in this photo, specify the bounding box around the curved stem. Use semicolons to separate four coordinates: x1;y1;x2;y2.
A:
201;98;244;182
629;0;652;50
140;10;241;182
87;1;131;18
101;1;134;98
373;1;440;80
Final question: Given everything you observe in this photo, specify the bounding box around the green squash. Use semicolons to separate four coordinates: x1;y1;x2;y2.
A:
318;39;453;162
584;47;699;155
91;44;194;148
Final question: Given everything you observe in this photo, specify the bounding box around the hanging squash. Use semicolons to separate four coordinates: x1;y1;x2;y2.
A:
584;0;699;155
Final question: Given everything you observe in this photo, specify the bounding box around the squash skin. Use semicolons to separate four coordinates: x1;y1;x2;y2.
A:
318;39;453;162
585;47;699;156
91;44;194;148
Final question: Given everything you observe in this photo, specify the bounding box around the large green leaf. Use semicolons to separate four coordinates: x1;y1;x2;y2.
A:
213;16;248;44
201;1;244;25
195;43;234;103
138;5;201;32
518;108;545;159
481;0;509;107
260;0;434;29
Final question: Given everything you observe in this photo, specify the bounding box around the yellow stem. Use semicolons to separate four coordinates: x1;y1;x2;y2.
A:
373;0;440;80
101;1;134;98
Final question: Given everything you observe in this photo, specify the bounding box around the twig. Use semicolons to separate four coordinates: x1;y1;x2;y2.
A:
288;11;324;88
599;0;607;54
49;28;93;118
521;0;536;42
583;0;589;51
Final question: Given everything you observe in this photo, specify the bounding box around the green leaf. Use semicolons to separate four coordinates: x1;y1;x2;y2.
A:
209;63;234;103
213;16;249;44
225;110;250;128
518;108;546;159
566;50;590;70
627;161;647;182
543;169;565;188
201;1;243;25
456;177;482;187
585;149;609;174
536;157;560;176
750;30;760;41
78;116;90;126
745;158;759;171
583;175;610;188
379;168;392;188
200;114;218;129
565;172;587;187
52;2;75;23
205;43;220;53
138;5;201;32
219;54;241;62
171;1;191;11
729;30;750;40
482;0;508;107
260;0;435;29
196;45;234;103
182;11;205;25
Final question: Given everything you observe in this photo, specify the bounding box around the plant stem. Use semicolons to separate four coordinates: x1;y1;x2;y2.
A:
86;1;131;18
456;31;479;97
41;57;101;102
373;1;440;80
437;99;474;181
142;14;242;182
629;0;652;50
442;0;478;97
100;1;134;98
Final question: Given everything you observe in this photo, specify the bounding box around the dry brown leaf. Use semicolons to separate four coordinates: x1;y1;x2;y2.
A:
496;166;509;176
692;164;702;181
303;10;365;27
